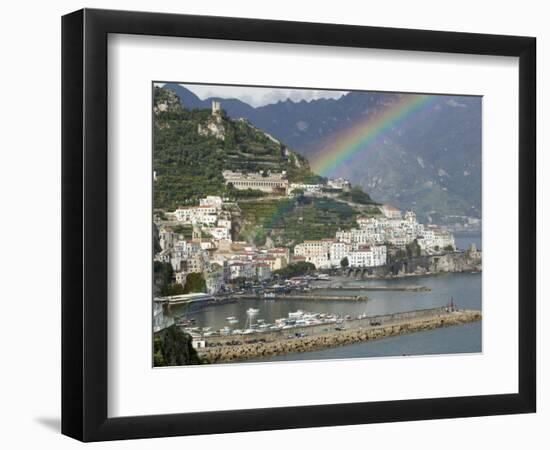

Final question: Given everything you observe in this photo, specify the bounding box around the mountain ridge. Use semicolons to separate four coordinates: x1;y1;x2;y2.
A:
161;83;482;222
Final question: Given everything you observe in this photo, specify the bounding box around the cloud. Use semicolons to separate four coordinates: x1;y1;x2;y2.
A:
178;84;348;107
445;99;467;108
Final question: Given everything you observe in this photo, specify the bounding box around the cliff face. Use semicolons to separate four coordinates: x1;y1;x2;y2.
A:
348;249;482;278
428;251;482;273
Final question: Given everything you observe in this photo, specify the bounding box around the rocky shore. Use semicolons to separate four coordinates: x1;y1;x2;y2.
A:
198;309;482;364
343;247;482;280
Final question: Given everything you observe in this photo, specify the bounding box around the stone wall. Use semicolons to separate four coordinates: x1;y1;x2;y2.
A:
199;309;481;364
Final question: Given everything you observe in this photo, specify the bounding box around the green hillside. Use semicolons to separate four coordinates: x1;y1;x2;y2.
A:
238;197;359;248
153;87;319;210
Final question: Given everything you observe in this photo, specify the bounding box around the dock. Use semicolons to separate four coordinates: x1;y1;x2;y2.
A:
311;284;430;292
236;293;368;302
197;307;482;363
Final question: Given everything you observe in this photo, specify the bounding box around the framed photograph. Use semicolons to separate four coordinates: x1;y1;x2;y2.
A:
62;8;536;441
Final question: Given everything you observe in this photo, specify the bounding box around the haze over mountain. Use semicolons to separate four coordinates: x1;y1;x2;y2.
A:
162;83;482;222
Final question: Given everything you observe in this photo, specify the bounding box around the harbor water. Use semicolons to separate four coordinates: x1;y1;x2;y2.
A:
172;272;482;362
454;233;482;251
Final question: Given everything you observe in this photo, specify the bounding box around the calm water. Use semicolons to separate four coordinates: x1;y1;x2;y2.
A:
172;272;482;362
248;321;481;363
454;233;482;251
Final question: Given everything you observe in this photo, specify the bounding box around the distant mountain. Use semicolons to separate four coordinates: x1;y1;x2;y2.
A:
162;84;482;221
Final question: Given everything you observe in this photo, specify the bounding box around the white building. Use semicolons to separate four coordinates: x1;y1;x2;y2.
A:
329;242;351;267
417;226;455;251
211;100;221;115
200;195;223;210
174;205;218;225
327;178;351;191
254;263;272;281
200;240;215;250
158;226;174;251
208;227;231;241
174;271;187;286
217;218;232;229
289;183;323;195
205;269;224;294
433;229;456;250
266;247;290;269
222;170;289;193
293;239;334;269
349;245;387;268
380;204;402;219
186;253;206;274
228;261;255;280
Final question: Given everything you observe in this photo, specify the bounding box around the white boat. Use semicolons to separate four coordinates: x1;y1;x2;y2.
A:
288;310;305;319
226;316;236;321
228;319;239;324
247;308;260;314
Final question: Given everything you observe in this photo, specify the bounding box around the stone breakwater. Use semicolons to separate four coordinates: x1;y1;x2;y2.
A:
198;309;481;364
238;294;369;301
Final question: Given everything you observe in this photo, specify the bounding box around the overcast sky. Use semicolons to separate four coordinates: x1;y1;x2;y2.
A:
157;83;348;107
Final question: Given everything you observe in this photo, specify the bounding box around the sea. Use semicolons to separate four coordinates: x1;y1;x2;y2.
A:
171;270;482;364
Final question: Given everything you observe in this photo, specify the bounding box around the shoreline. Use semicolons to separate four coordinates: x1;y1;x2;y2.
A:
334;269;482;281
198;308;482;364
237;293;369;301
310;284;430;292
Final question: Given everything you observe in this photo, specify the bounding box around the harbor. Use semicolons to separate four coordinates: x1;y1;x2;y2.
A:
236;293;369;301
165;272;482;363
198;307;481;363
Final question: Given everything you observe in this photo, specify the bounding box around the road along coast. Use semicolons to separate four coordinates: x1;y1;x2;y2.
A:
198;308;481;364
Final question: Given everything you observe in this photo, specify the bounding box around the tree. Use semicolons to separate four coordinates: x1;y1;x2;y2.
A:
163;283;185;296
183;272;206;294
252;227;267;247
273;261;316;279
406;239;422;258
338;186;374;205
154;325;202;366
340;257;349;268
444;244;455;252
154;261;173;296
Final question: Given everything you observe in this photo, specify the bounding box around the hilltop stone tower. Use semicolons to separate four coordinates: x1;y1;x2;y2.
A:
212;100;221;116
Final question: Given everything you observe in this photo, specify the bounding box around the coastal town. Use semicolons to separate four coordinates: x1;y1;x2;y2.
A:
152;93;482;366
155;189;458;297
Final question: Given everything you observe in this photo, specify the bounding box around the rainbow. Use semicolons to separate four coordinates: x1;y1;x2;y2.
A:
311;94;438;177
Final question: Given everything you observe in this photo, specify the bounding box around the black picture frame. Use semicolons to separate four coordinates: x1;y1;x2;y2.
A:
62;8;536;442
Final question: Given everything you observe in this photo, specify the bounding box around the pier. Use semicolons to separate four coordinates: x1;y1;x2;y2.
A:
236;293;368;302
311;284;431;292
197;307;482;363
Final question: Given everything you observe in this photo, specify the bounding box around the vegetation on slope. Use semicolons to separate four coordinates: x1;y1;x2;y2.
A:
238;196;358;248
153;86;318;210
